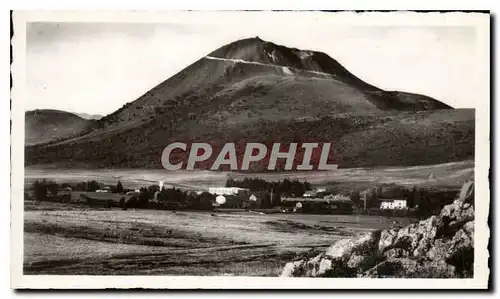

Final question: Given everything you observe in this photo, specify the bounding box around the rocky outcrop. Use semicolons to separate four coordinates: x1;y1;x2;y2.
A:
281;179;474;278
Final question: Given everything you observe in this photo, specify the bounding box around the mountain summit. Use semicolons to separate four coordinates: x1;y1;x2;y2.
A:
207;37;450;110
209;37;379;86
26;38;473;169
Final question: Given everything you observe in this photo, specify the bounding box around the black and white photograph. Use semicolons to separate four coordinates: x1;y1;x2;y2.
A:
10;10;490;289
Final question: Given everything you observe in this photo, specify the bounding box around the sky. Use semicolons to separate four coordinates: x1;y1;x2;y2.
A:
25;12;486;116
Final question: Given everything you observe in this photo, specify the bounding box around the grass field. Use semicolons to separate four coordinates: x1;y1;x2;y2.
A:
23;202;414;276
25;160;473;191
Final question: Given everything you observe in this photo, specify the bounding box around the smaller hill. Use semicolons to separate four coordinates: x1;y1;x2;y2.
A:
25;109;93;145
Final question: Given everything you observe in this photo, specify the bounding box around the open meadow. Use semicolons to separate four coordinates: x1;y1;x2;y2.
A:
24;201;414;276
25;160;474;191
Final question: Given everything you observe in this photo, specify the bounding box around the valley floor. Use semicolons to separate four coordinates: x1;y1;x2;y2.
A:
23;203;414;276
24;160;474;191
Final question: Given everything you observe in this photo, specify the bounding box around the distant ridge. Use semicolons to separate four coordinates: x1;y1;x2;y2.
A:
75;113;103;120
25;109;93;145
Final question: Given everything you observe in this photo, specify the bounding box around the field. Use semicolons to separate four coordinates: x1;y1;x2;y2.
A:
24;202;414;276
25;159;474;191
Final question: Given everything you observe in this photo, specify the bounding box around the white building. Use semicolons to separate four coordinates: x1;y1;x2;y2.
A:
208;187;247;196
379;199;407;210
303;191;316;198
215;195;226;206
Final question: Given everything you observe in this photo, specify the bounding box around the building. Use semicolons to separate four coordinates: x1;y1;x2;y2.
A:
379;198;407;210
215;195;226;206
208;187;247;196
281;196;354;214
242;192;267;209
303;191;316;198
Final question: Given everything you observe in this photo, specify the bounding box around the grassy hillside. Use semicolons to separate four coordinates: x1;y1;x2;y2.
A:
25;109;93;146
25;109;474;169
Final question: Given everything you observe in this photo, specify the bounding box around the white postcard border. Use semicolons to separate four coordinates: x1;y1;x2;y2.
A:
10;10;491;289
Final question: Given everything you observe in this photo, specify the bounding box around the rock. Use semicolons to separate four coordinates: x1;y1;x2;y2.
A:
325;231;380;260
378;229;397;252
281;260;305;277
458;179;474;204
347;254;366;268
413;237;433;258
362;258;419;278
463;221;474;238
447;229;473;259
409;260;456;278
324;238;357;259
384;248;409;259
427;239;451;261
318;258;333;275
423;260;456;278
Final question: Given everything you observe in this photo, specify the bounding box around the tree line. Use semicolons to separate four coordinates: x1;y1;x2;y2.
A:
225;177;312;197
349;184;459;218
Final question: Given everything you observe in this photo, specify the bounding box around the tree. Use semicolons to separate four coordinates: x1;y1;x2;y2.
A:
350;190;361;207
138;187;150;208
417;192;432;219
260;193;272;209
406;186;417;208
61;182;71;189
86;180;100;192
194;192;214;210
75;182;87;191
364;188;378;209
32;179;48;201
47;181;59;197
147;184;160;199
271;192;281;207
116;181;124;193
119;197;126;210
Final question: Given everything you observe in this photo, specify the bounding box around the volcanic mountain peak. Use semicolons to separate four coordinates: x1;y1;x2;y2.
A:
207;37;384;93
209;37;346;75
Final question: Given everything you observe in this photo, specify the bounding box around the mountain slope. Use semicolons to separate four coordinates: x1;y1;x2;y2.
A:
25;38;473;169
25;109;93;146
92;37;451;133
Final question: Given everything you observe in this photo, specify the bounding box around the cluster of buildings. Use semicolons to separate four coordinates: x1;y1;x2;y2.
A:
203;186;409;212
280;194;354;214
207;187;264;209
